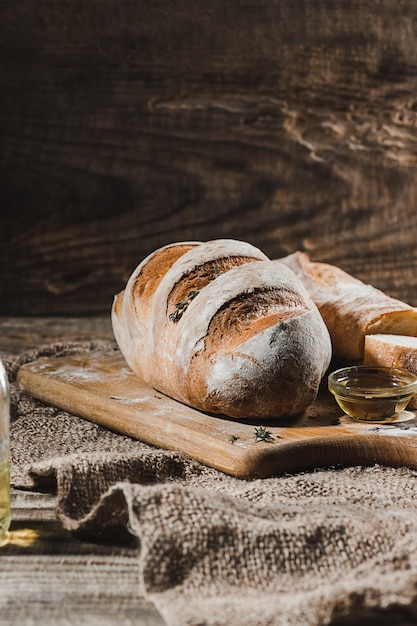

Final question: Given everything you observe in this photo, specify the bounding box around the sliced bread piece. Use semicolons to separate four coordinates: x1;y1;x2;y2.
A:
364;334;417;408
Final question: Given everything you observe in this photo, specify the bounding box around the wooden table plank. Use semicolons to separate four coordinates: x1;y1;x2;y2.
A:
0;316;114;354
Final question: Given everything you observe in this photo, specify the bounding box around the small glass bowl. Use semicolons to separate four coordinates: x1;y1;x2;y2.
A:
328;366;417;423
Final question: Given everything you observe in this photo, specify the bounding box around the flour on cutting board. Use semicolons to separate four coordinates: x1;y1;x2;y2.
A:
33;360;133;384
53;364;104;382
368;422;417;436
360;410;417;436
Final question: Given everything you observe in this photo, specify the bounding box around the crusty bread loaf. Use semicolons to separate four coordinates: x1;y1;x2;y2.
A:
112;239;332;419
280;251;417;363
364;334;417;408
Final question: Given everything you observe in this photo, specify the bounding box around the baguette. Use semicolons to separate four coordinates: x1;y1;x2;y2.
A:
112;239;332;419
280;251;417;362
364;334;417;408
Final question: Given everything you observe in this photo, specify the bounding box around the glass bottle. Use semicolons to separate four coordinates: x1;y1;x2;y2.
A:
0;358;10;544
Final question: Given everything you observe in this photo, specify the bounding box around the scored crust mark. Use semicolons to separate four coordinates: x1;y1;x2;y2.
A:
167;256;261;323
203;287;307;356
132;244;196;314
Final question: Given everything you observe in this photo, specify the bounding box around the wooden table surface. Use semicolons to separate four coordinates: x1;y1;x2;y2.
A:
1;316;417;626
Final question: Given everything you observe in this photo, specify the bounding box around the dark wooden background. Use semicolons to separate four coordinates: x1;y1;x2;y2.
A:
2;0;417;316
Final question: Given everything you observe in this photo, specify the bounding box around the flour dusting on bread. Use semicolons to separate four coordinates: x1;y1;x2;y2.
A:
112;240;332;419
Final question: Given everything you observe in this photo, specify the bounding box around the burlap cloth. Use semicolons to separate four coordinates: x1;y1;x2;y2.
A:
3;341;417;626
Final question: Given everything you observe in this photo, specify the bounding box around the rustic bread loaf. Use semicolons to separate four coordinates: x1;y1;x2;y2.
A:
112;239;332;419
364;334;417;408
280;251;417;363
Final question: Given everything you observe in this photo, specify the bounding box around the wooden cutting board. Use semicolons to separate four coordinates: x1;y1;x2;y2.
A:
17;349;417;478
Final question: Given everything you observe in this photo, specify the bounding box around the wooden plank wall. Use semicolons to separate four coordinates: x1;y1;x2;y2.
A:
2;1;417;315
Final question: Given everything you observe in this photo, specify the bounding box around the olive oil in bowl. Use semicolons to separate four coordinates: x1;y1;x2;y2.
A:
328;366;417;423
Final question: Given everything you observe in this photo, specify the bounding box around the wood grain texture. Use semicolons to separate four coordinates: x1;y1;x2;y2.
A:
0;316;113;353
2;1;417;315
16;349;417;479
